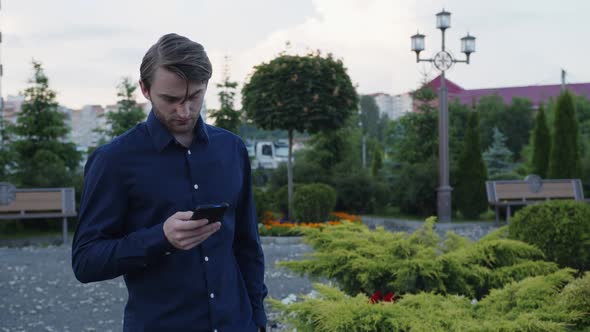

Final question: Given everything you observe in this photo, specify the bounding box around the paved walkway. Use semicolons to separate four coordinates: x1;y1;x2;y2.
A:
0;238;312;332
361;216;501;241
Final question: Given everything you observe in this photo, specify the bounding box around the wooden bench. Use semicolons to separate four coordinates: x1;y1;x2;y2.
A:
0;184;77;245
485;177;585;223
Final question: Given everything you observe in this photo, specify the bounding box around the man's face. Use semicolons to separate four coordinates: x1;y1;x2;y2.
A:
140;67;207;137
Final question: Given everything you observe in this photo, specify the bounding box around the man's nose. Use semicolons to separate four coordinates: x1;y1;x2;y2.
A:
176;102;190;118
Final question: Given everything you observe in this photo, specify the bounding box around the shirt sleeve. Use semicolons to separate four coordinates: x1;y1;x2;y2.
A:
233;142;268;328
71;145;175;283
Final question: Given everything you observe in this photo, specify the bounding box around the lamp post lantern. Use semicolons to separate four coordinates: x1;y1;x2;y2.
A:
411;9;476;222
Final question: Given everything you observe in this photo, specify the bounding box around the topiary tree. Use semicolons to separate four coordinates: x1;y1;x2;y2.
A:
531;103;551;178
293;183;337;222
455;110;488;219
242;51;358;220
548;91;582;179
509;200;590;272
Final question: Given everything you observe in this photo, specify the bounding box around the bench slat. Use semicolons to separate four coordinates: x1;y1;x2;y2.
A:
0;192;63;212
494;182;575;200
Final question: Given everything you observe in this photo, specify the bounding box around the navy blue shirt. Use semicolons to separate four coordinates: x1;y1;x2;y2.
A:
72;111;267;332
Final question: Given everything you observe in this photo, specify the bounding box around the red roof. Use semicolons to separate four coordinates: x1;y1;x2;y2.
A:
427;75;465;94
424;75;590;107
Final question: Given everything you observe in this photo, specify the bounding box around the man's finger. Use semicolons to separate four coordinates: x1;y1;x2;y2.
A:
178;223;220;242
175;218;209;230
178;224;220;245
173;211;195;221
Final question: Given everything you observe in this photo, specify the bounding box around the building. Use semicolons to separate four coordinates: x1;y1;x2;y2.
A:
422;75;590;110
392;93;413;118
369;93;394;119
1;95;25;125
70;105;106;152
367;92;413;120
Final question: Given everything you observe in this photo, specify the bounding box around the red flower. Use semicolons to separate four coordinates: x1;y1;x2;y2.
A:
383;292;396;302
369;290;382;303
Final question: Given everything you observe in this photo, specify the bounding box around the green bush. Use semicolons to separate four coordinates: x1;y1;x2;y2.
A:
252;187;272;222
280;219;559;299
372;181;392;214
331;171;376;214
274;183;302;217
272;271;590;332
509;200;590;271
393;160;437;217
293;183;337;222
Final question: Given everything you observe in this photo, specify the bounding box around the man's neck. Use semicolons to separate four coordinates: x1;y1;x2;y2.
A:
174;132;193;148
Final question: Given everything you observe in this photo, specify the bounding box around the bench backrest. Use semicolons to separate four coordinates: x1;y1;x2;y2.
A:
0;188;76;217
486;179;584;203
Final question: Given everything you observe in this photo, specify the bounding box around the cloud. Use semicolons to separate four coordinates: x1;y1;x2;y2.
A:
3;0;590;110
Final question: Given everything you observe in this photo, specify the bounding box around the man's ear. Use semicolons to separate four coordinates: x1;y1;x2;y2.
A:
139;80;151;101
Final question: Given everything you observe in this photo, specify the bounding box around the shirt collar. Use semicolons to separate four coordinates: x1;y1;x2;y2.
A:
146;110;209;152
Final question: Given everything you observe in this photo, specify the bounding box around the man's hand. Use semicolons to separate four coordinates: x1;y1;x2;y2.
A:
163;211;221;250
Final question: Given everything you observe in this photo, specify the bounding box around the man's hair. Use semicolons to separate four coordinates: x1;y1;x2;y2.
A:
140;33;212;99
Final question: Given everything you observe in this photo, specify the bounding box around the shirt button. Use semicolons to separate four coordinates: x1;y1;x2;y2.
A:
210;293;215;299
213;330;217;332
194;184;199;190
165;251;171;256
204;256;209;262
188;150;192;155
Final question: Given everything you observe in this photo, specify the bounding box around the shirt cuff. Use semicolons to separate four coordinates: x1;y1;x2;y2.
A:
253;308;267;329
140;222;176;258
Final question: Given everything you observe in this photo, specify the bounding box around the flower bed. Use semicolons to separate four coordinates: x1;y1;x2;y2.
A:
258;211;361;237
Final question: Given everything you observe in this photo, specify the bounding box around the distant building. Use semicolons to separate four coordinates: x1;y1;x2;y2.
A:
367;92;412;120
392;93;413;118
1;95;25;125
369;93;394;119
70;105;106;152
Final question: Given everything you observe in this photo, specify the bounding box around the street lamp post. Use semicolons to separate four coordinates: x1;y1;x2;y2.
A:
411;9;476;222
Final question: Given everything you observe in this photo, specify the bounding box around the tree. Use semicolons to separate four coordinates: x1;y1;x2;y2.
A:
455;111;488;219
391;109;437;165
548;91;582;179
477;95;534;160
531;104;551;178
477;95;507;150
371;144;383;177
385;84;439;216
242;51;358;220
483;127;514;179
104;77;146;138
503;97;534;159
0;115;14;179
359;95;380;139
209;60;241;133
8;61;81;187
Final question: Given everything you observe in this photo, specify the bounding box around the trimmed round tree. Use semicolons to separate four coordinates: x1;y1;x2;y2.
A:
242;52;358;220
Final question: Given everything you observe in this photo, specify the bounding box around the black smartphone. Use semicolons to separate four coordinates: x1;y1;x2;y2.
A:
191;203;229;224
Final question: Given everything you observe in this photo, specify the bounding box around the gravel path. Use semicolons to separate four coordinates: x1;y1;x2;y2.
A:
0;237;313;332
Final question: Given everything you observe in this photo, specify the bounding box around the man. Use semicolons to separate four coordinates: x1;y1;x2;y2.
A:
72;33;267;332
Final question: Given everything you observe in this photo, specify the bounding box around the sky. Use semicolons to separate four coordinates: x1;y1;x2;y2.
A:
2;0;590;110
